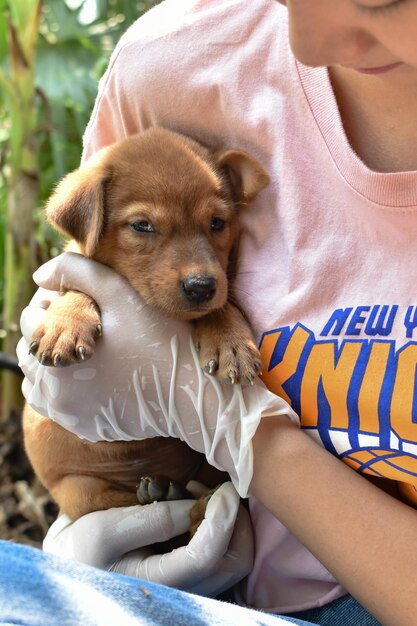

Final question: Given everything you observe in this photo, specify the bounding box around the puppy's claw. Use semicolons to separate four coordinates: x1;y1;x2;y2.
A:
254;361;263;375
96;324;103;337
77;346;87;361
136;477;151;505
166;482;187;501
205;359;218;375
228;369;238;384
53;354;61;367
29;341;38;356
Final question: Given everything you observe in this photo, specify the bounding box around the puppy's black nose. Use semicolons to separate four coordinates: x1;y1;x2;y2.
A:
182;275;217;304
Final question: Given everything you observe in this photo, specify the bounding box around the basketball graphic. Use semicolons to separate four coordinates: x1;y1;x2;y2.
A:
341;448;417;483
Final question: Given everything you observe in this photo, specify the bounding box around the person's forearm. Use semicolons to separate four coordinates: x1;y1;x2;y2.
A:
250;418;416;626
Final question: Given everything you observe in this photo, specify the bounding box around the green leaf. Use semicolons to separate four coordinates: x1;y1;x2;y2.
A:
41;0;99;46
36;41;99;110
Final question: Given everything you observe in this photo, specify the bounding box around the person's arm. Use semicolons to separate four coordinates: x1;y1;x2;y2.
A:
251;417;416;626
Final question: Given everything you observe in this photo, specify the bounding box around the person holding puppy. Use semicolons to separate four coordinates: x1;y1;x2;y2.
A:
12;0;417;625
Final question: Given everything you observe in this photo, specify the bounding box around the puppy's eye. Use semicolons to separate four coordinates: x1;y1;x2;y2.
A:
130;221;155;233
210;217;226;232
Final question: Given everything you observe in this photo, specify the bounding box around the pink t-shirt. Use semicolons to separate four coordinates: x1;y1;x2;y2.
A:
82;0;417;613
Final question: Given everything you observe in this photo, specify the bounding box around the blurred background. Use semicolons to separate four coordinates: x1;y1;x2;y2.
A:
0;0;159;546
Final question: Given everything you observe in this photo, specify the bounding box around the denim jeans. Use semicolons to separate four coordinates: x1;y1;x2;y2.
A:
0;540;379;626
288;594;381;626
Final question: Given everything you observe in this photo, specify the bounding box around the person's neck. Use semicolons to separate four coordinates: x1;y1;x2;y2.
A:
329;65;417;173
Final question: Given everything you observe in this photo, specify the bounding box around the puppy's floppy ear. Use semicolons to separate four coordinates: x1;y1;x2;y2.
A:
214;149;270;204
46;161;110;257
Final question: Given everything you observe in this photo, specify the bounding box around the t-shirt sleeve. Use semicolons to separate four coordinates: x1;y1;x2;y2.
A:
81;39;150;162
81;0;211;162
81;0;284;164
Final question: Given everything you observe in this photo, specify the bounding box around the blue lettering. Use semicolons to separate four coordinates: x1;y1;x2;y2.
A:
364;305;398;337
320;308;353;336
346;306;370;335
404;306;417;339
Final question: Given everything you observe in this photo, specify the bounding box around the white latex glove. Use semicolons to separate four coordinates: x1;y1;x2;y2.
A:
18;253;299;497
42;482;253;597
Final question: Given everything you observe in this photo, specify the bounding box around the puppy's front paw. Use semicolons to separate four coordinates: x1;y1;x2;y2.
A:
194;304;262;385
29;292;102;367
197;331;262;384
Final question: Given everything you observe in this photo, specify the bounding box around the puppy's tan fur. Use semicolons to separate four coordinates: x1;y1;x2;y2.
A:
23;128;269;521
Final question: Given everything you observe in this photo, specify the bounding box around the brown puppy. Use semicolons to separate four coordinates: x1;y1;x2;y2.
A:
23;128;270;524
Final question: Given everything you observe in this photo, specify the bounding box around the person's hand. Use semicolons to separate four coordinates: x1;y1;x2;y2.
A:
18;253;299;497
42;482;253;597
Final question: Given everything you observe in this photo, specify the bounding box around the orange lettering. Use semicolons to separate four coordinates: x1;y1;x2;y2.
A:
260;326;309;403
300;341;362;428
391;344;417;441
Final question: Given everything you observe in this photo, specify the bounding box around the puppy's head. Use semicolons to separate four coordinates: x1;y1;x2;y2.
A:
47;128;269;319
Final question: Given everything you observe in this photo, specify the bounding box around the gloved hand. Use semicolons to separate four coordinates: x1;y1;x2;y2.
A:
42;482;253;597
18;252;299;497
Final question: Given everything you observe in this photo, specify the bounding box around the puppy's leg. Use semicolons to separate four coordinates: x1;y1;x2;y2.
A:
52;475;139;521
189;489;218;537
194;302;262;384
29;291;102;366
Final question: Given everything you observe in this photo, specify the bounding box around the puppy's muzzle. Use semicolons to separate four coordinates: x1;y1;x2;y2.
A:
182;275;217;305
